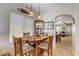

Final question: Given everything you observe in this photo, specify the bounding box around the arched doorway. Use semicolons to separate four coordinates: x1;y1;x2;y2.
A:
54;14;75;55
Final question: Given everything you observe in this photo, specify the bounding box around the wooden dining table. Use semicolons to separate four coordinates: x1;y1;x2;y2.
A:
24;35;50;56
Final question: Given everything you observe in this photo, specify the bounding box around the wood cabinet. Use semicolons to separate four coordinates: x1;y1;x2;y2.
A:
34;20;44;35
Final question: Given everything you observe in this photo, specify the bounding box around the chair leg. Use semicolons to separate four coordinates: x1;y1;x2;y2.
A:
25;53;29;56
47;50;49;56
40;50;44;56
25;53;27;56
41;52;43;56
51;48;52;56
28;52;30;56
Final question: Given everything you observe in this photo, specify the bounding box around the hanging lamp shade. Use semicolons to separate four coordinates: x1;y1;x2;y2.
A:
17;8;29;15
17;3;34;16
37;3;42;20
30;3;33;16
37;15;42;20
30;11;33;16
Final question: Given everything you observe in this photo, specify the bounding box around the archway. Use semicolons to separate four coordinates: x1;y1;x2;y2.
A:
54;14;75;55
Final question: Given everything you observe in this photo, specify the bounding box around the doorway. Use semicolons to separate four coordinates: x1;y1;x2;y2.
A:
54;14;75;56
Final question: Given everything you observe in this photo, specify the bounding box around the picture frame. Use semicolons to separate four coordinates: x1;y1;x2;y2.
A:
44;21;54;30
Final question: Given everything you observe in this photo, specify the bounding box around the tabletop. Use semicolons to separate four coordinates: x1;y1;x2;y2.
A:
25;35;50;43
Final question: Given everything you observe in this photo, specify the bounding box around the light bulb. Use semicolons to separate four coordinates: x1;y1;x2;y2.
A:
38;16;41;20
30;12;33;16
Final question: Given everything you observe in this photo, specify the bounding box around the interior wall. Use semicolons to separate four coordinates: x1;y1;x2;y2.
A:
0;3;24;48
0;3;23;35
23;16;34;36
66;24;72;35
72;4;79;56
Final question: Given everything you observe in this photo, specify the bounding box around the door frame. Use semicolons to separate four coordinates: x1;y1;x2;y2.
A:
54;14;75;55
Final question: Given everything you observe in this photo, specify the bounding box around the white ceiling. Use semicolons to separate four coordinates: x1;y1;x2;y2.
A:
19;3;74;22
21;3;73;13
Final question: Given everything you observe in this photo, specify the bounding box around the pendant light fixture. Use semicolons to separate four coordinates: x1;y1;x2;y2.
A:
17;8;29;15
30;3;33;16
17;3;34;16
37;3;41;20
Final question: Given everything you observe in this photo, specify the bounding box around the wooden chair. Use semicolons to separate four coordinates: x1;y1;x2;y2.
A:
23;32;30;38
56;34;61;43
23;32;34;46
13;36;34;56
38;36;53;56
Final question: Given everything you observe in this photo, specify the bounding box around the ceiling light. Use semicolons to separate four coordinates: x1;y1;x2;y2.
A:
30;11;33;16
30;3;33;16
38;15;41;20
17;3;34;16
37;3;41;20
17;8;29;15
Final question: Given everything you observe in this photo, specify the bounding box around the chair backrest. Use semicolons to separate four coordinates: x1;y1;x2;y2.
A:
48;36;53;49
23;32;31;45
13;36;23;56
23;32;30;39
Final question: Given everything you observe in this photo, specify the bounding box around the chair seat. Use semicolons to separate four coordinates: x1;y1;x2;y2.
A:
38;42;48;49
23;43;34;53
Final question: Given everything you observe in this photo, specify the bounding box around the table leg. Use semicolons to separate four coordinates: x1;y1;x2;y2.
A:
36;42;38;56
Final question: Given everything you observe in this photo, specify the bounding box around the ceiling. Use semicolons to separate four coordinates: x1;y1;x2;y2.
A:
21;3;73;13
18;3;75;23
